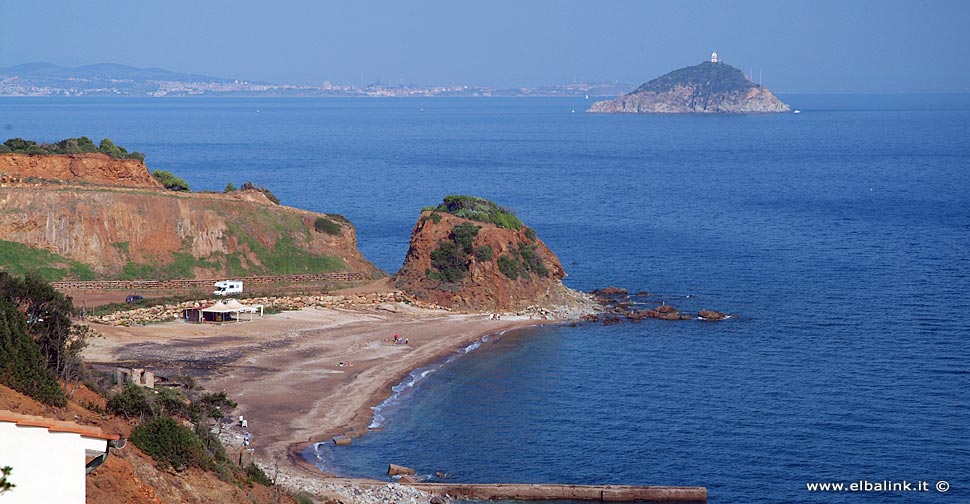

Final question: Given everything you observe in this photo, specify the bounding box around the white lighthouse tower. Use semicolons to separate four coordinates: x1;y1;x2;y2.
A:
711;51;719;63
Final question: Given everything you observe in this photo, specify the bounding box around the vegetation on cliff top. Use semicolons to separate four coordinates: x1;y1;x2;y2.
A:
632;61;754;95
429;195;523;230
0;137;145;161
151;169;190;191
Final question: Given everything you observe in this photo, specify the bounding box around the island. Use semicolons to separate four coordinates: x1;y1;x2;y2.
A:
588;52;790;114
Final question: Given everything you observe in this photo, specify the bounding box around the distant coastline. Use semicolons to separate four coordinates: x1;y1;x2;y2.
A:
0;62;630;98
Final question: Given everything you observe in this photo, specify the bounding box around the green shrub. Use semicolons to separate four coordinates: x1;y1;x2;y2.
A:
0;300;67;407
0;466;13;495
451;222;480;254
0;271;88;387
131;416;210;471
497;255;519;279
429;240;467;283
524;227;537;241
3;137;145;159
245;462;273;486
152;170;190;191
434;195;522;229
475;245;493;261
224;182;236;193
107;383;158;421
155;387;189;417
518;243;549;277
292;494;315;504
314;217;342;235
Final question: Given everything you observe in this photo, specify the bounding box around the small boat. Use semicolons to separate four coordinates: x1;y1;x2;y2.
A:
793;109;801;114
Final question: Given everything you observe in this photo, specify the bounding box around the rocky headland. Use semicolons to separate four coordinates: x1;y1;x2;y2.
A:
393;196;597;316
0;149;382;280
588;59;790;114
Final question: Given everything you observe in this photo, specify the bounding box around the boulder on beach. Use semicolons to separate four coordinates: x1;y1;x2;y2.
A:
388;463;415;476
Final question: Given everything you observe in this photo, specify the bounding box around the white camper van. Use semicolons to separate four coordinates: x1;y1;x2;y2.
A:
213;280;243;296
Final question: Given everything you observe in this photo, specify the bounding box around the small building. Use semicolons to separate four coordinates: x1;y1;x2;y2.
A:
114;367;155;388
0;410;120;504
199;299;264;323
711;51;719;63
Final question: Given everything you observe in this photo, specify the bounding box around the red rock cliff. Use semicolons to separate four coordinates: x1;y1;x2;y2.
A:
0;153;163;188
0;154;382;280
394;207;594;314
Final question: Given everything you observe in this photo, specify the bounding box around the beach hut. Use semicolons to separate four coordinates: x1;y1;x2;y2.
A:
200;299;263;323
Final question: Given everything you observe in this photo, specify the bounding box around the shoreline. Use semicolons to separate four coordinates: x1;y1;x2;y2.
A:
283;315;548;479
84;300;556;493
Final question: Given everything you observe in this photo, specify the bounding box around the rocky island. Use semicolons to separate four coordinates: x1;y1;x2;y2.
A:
588;53;790;114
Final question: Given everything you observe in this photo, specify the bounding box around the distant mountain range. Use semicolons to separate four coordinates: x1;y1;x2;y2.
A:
0;62;630;98
0;62;238;84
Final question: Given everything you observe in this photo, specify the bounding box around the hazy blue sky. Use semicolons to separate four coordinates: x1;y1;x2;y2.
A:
2;0;967;92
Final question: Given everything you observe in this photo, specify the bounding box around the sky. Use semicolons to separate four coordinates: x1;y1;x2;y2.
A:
1;0;968;93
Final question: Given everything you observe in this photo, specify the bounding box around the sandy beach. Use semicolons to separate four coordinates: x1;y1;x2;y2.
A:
84;300;551;484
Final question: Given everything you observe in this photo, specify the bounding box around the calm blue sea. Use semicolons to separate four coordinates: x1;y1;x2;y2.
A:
2;95;968;502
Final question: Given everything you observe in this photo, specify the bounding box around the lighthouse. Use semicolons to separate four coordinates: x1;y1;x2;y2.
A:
711;51;719;63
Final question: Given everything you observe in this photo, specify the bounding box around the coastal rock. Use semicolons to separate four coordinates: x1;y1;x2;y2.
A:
393;195;598;314
588;60;790;114
698;309;728;321
592;286;628;297
388;463;416;476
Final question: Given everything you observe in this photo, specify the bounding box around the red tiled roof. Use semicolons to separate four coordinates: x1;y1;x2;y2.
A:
0;410;120;441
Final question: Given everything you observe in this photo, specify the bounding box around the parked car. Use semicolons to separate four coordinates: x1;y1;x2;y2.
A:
125;295;144;303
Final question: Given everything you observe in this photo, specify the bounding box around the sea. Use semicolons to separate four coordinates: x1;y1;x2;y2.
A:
2;94;968;502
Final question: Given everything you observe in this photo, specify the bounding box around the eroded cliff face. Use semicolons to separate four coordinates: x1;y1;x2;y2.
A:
0;153;163;188
0;154;382;279
394;211;593;313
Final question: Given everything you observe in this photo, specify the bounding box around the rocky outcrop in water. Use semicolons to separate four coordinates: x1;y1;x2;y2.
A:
588;60;790;114
394;196;596;314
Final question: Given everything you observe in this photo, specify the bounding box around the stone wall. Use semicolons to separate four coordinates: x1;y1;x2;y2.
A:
52;272;367;291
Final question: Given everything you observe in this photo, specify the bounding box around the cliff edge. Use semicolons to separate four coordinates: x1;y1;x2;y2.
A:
0;152;162;188
588;60;790;114
0;152;383;280
394;196;595;315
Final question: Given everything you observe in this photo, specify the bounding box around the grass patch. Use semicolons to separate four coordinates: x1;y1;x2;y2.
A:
0;240;96;281
225;223;346;275
433;195;522;229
